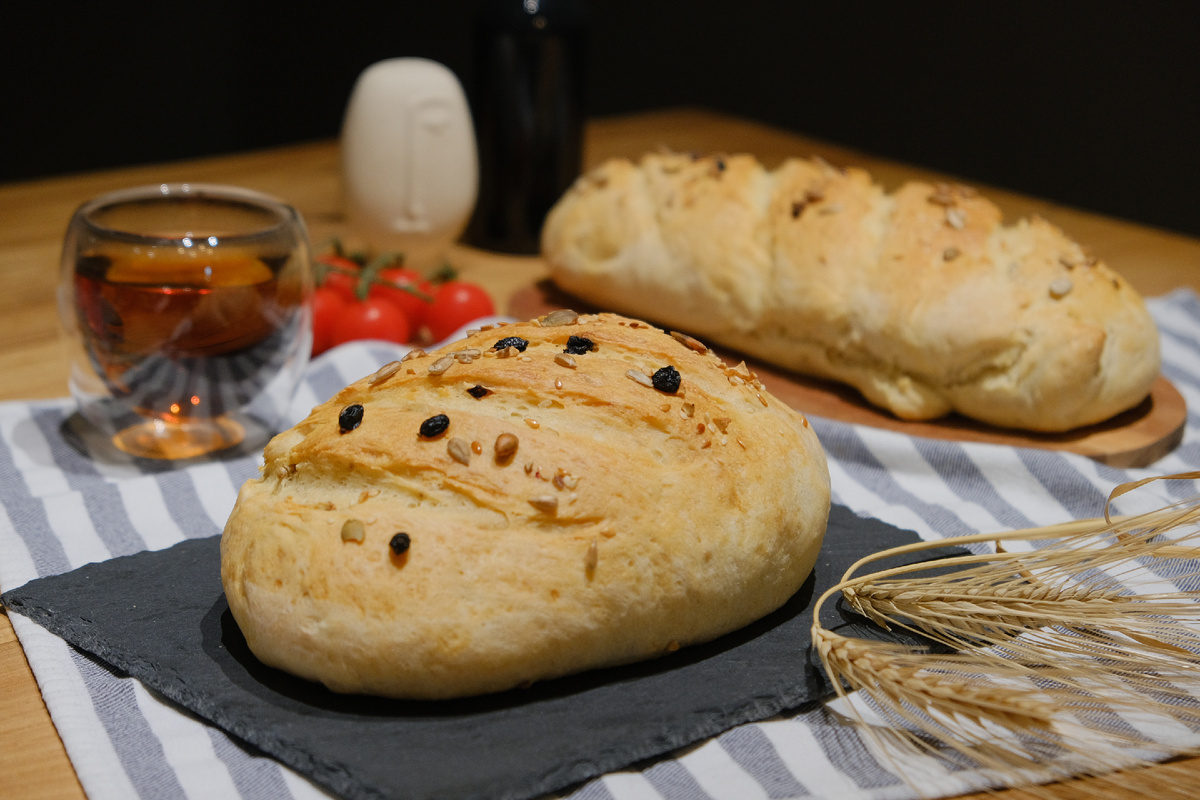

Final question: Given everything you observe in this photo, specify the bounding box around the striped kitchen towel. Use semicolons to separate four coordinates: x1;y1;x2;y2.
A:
4;295;1200;800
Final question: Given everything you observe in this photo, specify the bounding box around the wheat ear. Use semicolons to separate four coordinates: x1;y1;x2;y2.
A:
812;477;1200;797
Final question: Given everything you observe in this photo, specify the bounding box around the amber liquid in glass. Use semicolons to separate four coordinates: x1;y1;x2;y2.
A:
74;250;301;432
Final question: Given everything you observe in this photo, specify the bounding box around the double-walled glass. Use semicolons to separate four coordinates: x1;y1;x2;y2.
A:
59;184;313;459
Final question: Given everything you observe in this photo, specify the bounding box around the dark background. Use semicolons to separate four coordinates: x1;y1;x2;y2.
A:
5;2;1198;237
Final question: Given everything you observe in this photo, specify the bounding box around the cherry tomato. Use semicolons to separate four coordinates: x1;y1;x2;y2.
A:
330;297;411;346
425;281;495;342
316;254;362;304
369;267;434;333
316;254;361;272
310;286;348;356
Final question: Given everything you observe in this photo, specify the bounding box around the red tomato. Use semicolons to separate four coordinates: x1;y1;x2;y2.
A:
310;286;348;356
316;254;361;272
425;281;495;342
316;255;362;303
369;267;434;333
330;297;411;346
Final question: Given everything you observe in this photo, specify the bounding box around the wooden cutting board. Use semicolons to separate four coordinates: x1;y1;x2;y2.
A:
509;281;1186;468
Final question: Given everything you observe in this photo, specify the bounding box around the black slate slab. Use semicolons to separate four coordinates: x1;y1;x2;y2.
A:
2;504;948;800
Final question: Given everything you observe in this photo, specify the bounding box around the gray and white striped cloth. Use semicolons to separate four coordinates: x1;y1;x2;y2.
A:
5;294;1200;800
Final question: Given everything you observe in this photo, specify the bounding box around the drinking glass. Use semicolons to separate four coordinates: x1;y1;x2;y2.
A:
58;184;313;460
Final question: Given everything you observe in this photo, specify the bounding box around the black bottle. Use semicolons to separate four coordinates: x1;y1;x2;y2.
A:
466;0;589;254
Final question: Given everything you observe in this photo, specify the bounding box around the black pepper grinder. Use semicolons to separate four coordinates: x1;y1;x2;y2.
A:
466;0;589;254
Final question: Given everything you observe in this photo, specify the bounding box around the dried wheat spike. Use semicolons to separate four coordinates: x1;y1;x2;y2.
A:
809;474;1200;796
814;628;1058;732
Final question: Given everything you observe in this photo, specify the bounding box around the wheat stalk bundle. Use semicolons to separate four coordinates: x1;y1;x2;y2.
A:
812;475;1200;798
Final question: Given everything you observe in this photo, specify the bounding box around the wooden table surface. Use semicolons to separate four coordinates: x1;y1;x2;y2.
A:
3;108;1199;800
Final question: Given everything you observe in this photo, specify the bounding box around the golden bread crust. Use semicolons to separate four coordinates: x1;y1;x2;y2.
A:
542;152;1161;432
221;313;830;699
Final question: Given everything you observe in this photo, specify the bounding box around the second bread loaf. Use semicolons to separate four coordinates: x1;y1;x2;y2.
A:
542;152;1160;432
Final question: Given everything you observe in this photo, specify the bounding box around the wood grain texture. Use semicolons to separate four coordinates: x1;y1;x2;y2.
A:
3;108;1200;800
0;611;85;800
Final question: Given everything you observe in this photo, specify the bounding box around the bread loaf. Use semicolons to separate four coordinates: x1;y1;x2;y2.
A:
541;152;1161;432
221;312;830;699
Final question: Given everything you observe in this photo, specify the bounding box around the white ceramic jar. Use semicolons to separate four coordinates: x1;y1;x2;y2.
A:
341;58;479;269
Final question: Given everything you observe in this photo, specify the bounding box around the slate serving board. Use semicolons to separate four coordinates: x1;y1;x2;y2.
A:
3;505;946;800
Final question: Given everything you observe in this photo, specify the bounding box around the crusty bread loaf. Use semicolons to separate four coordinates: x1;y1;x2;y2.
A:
541;152;1161;432
221;312;830;699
